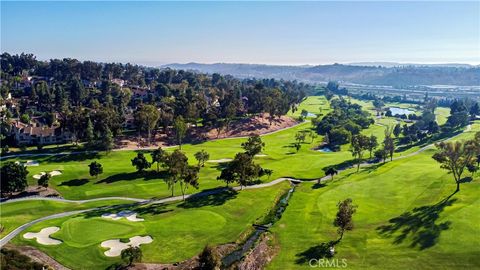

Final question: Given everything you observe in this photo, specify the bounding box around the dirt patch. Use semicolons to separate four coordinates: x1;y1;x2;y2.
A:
237;233;279;270
4;243;70;270
200;113;298;140
1;185;61;201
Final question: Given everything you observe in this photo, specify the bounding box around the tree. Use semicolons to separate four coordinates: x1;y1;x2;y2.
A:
295;131;307;144
38;173;50;189
217;152;262;188
393;124;402;138
20;113;30;124
131;153;151;172
328;128;351;148
194;150;210;167
151;147;167;172
432;140;478;192
383;128;395;161
325;167;338;181
300;109;309;119
0;162;28;195
241;135;265;156
333;198;357;241
198;245;221;270
85;118;95;147
179;165;199;200
173;116;187;149
367;135;378;159
349;134;370;172
134;104;160;143
88;161;103;178
164;149;188;197
121;246;142;267
101;127;114;153
374;148;388;163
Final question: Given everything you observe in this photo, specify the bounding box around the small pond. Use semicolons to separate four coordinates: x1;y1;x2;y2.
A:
388;107;415;115
307;112;317;117
316;147;333;153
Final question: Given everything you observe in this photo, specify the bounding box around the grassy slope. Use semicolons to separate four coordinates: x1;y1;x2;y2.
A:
268;125;479;270
0;199;133;238
12;182;291;269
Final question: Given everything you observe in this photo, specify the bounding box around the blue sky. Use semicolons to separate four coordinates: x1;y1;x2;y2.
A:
1;1;479;65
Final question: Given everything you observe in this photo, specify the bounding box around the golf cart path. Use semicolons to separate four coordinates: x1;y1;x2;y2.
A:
0;124;472;246
0;121;308;160
0;177;298;247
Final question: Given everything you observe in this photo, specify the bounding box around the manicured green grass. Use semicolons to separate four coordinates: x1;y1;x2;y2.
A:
288;96;332;118
12;182;291;269
0;97;457;200
0;199;133;238
268;149;480;270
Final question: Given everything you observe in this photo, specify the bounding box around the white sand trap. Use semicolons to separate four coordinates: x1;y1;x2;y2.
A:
101;236;153;257
102;210;144;222
207;158;233;163
33;170;62;179
49;170;62;176
255;154;268;157
33;172;46;179
25;160;40;166
23;227;62;245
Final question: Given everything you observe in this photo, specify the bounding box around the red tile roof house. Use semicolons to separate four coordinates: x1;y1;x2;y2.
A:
11;120;73;146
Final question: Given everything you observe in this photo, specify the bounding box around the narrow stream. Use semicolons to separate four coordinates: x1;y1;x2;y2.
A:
222;183;297;267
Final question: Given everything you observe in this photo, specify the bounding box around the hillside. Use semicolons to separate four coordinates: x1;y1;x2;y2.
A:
164;63;480;86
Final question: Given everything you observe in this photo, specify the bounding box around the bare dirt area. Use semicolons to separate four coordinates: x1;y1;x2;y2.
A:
1;185;61;201
4;243;70;270
201;113;298;140
237;233;279;270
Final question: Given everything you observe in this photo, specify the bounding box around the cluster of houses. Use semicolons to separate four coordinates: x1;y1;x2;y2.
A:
0;75;156;146
10;119;73;146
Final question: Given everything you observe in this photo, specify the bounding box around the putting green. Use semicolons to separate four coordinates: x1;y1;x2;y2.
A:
12;182;291;269
60;218;141;247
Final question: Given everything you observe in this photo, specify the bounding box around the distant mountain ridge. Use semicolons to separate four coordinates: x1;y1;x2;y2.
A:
163;62;480;86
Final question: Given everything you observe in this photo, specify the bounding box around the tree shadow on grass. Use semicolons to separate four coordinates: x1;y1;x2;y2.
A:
82;202;172;219
376;192;457;250
44;152;100;163
95;170;168;184
312;183;326;189
59;178;89;186
295;241;335;265
178;188;238;209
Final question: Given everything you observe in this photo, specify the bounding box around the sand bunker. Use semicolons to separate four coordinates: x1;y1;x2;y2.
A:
23;227;62;245
102;211;144;222
101;236;153;257
255;154;268;157
207;159;233;163
33;170;63;179
25;160;40;166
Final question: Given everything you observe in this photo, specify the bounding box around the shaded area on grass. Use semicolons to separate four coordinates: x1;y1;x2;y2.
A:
295;241;335;265
59;179;89;187
376;192;457;250
95;170;167;184
178;188;238;208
